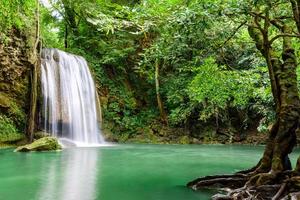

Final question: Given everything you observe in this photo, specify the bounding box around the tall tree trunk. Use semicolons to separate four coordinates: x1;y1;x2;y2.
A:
290;0;300;172
64;24;68;49
155;60;168;125
215;106;219;134
62;0;79;37
248;24;300;177
27;0;40;142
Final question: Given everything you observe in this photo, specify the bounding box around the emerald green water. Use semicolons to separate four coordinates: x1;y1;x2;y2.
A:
0;144;299;200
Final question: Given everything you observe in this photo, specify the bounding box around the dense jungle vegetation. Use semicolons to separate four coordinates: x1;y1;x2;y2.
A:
0;0;299;145
40;0;276;144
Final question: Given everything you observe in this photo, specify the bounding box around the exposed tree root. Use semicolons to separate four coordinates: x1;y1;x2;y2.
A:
235;159;262;175
282;192;300;200
187;171;300;200
273;182;287;200
187;174;248;190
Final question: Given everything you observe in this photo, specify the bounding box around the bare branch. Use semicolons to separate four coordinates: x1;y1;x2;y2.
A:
219;21;247;48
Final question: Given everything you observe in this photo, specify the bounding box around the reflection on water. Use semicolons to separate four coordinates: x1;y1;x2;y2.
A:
38;149;100;200
38;161;57;200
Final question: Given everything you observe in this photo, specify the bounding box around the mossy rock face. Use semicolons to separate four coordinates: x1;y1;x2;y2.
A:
15;137;62;152
0;29;34;132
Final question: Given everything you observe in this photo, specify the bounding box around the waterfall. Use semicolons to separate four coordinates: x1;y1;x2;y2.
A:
40;48;105;146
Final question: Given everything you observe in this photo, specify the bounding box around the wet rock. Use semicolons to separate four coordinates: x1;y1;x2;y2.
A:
192;138;200;144
15;137;62;152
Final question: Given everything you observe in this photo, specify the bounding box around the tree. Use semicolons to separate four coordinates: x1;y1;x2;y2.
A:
27;0;41;142
247;0;300;177
155;59;168;125
188;1;300;199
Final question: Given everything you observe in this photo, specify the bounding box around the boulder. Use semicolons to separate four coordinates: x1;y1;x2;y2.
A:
15;137;62;152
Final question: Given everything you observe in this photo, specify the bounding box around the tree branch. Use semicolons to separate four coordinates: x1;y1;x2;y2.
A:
291;0;300;33
249;12;284;30
270;33;300;44
218;21;247;48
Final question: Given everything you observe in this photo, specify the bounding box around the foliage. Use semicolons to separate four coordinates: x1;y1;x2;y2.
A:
0;0;35;33
0;115;24;142
40;6;64;49
0;93;26;131
0;0;291;143
35;0;281;140
189;58;255;119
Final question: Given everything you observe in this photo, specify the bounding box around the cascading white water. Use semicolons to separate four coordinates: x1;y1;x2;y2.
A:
40;48;104;146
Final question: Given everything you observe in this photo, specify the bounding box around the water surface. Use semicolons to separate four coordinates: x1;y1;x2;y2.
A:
0;144;298;200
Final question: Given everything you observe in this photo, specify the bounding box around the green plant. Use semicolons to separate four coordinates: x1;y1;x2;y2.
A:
0;0;35;33
0;115;24;142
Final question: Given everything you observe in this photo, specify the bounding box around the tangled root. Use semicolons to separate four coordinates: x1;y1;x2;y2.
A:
187;171;300;200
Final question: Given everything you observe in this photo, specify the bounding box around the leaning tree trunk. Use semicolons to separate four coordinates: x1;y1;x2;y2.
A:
247;25;300;183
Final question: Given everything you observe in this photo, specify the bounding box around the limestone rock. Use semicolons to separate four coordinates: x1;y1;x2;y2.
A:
15;137;62;152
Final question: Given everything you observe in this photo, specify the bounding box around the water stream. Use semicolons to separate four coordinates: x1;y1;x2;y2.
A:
40;49;104;146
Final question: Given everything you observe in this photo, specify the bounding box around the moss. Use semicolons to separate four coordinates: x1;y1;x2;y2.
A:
0;143;16;148
13;81;29;101
15;137;62;152
8;102;26;127
178;135;191;144
0;133;24;143
0;93;26;130
0;93;11;108
118;133;131;143
0;83;10;91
